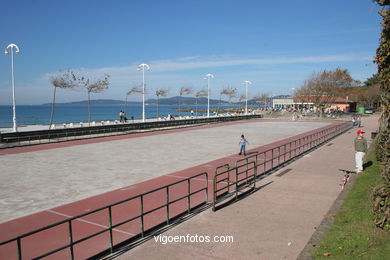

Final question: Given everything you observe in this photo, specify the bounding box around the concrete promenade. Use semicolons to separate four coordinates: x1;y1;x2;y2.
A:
116;115;379;260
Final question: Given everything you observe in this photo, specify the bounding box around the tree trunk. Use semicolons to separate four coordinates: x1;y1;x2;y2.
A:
124;94;128;114
218;95;221;113
49;86;57;129
372;1;390;230
195;97;198;116
157;96;160;118
179;95;181;117
87;92;91;126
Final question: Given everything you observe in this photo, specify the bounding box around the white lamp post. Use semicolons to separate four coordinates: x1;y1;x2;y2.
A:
204;73;214;117
137;63;150;122
5;43;20;132
243;80;252;115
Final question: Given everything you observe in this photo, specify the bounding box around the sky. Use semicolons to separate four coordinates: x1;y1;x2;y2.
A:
0;0;383;105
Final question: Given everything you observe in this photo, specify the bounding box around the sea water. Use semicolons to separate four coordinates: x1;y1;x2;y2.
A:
0;104;251;127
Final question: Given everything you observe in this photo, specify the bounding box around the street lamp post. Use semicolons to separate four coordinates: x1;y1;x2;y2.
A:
204;73;214;117
243;80;252;115
5;43;20;132
137;63;150;122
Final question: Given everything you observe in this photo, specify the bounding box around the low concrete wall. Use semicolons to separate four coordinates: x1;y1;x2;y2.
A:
1;114;262;144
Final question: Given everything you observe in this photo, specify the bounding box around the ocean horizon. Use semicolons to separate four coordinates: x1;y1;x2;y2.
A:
0;104;257;128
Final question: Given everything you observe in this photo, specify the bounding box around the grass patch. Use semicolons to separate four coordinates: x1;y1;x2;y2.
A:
312;145;390;259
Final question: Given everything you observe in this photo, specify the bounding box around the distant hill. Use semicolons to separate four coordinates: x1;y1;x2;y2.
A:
145;96;229;105
42;99;137;106
42;97;262;106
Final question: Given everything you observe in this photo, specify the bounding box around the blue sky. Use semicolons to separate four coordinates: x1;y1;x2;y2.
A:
0;0;382;105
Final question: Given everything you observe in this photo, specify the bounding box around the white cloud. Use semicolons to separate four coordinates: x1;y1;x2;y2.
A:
2;53;373;105
42;53;372;78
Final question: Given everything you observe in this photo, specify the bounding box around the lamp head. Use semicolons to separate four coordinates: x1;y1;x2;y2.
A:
138;63;150;71
5;43;20;55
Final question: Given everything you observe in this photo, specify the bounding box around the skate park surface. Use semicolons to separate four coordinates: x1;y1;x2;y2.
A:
0;116;378;259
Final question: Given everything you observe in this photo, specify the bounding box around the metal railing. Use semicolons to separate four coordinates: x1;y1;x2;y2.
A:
212;121;351;210
0;114;262;147
0;172;208;260
213;161;257;211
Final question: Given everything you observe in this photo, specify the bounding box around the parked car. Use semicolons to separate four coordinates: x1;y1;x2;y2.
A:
365;108;374;114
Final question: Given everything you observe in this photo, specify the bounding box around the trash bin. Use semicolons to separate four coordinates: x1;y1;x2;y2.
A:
358;107;365;114
371;131;378;139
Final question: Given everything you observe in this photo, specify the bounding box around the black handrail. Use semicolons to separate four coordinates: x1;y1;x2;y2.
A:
0;172;208;260
212;121;351;210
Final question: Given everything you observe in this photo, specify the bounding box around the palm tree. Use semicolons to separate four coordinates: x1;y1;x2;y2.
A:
49;70;78;129
195;89;207;116
178;87;193;116
155;89;169;118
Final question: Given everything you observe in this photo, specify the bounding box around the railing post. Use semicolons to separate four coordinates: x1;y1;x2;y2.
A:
213;175;217;211
205;173;208;204
253;162;257;189
17;238;22;260
235;167;239;200
166;186;170;224
140;195;144;237
68;220;74;260
187;179;191;214
108;206;114;253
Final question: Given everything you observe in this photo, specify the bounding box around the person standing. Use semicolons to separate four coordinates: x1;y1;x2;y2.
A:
354;130;367;173
357;115;362;128
119;110;124;122
239;134;249;156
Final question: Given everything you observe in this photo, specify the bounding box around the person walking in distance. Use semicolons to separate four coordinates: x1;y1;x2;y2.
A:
239;134;249;156
357;115;362;128
354;130;367;173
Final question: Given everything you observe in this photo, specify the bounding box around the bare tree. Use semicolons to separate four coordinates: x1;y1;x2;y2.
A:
239;94;246;112
155;89;169;118
195;89;207;116
218;87;237;112
178;87;193;116
73;73;110;125
125;85;142;116
254;93;270;107
295;68;359;116
49;70;78;129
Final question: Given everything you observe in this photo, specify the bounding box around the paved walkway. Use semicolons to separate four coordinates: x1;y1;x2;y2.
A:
116;115;378;260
